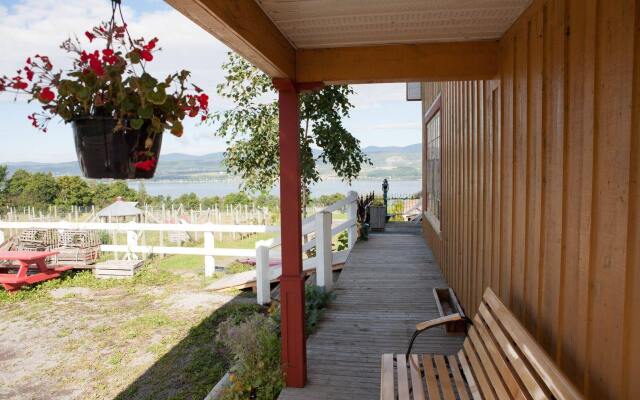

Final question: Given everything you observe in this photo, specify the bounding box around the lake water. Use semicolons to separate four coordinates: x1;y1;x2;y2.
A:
129;179;421;198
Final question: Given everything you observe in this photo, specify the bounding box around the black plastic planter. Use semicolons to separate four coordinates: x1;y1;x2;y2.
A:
72;117;162;179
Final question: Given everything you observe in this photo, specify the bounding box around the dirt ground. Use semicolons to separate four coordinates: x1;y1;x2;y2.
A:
0;263;259;400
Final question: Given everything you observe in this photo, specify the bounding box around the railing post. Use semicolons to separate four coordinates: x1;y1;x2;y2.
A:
255;241;270;305
347;191;357;249
315;211;333;291
204;231;215;277
126;229;139;260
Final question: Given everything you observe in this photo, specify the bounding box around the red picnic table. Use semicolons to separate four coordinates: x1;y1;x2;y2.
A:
0;251;73;292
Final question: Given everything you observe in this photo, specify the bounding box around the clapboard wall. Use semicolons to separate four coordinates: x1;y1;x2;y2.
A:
421;0;640;398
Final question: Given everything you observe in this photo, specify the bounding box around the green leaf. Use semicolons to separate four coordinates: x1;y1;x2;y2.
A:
146;87;167;105
138;104;154;119
130;119;144;130
170;120;183;137
127;50;141;64
138;73;158;91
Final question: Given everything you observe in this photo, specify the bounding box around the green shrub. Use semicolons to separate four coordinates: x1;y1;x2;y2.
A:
217;314;284;400
335;231;349;251
271;285;335;337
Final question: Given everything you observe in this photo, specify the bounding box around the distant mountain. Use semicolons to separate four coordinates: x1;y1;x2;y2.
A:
3;143;422;181
362;144;422;154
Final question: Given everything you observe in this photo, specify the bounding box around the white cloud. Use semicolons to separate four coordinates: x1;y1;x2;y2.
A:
349;83;407;109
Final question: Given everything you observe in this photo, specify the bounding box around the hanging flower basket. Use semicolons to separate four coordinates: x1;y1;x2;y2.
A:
72;117;162;179
0;0;209;179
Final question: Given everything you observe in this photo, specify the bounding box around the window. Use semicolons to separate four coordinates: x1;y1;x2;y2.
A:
425;96;441;232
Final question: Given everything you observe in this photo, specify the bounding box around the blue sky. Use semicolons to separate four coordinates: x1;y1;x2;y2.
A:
0;0;422;163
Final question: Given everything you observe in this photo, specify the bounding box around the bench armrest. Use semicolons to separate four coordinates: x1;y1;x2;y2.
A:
415;313;463;331
406;313;471;358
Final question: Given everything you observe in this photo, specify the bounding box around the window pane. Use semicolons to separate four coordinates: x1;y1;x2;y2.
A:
426;111;441;224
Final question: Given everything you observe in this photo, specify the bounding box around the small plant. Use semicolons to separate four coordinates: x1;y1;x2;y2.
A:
217;314;284;400
371;197;385;207
335;231;349;251
271;285;335;337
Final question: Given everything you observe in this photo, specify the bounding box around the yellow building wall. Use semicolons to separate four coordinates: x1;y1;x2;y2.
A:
421;0;640;398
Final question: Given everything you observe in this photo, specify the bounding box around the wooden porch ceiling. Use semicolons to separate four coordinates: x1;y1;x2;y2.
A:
166;0;531;83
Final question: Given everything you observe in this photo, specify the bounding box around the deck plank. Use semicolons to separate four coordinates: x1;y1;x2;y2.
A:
278;223;464;400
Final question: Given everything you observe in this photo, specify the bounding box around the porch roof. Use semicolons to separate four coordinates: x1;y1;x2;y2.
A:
165;0;532;83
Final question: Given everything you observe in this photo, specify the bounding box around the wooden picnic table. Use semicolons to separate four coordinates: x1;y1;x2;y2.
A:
0;251;72;292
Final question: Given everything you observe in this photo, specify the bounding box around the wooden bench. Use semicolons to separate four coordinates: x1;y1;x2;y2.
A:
381;287;583;400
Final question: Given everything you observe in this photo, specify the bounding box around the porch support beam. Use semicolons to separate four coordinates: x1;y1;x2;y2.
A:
296;41;499;84
165;0;295;79
273;77;306;387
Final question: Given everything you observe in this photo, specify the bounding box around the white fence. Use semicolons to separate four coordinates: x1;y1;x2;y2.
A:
254;191;357;304
0;191;359;304
0;221;279;277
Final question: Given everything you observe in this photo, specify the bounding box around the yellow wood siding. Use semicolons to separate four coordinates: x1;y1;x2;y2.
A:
421;0;640;398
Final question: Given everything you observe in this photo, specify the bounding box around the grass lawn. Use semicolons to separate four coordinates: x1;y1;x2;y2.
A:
0;242;265;400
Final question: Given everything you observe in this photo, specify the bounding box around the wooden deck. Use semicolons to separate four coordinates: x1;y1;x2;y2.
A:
278;222;464;400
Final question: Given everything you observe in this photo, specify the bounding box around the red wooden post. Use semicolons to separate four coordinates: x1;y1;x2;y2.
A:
273;78;306;387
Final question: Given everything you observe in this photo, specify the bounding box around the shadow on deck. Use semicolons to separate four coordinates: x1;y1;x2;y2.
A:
278;222;464;400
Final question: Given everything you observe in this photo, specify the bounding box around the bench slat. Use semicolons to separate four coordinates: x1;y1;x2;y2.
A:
478;303;548;399
447;355;470;400
483;289;583;400
468;327;511;399
473;311;528;399
463;340;496;400
423;354;442;400
434;355;456;400
380;354;395;400
409;354;426;400
397;354;411;400
458;350;483;400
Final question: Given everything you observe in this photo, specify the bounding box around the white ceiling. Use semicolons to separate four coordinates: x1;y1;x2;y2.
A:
256;0;532;48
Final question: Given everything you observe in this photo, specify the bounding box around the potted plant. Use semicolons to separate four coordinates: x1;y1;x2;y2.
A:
369;197;387;230
0;1;209;179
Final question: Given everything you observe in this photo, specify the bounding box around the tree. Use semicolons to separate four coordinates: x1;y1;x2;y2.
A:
138;181;148;205
91;181;137;207
0;165;8;207
223;192;252;207
55;176;92;208
212;53;371;206
21;172;58;208
5;169;31;206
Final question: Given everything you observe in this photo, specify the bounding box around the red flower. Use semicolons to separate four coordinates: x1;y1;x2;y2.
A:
89;57;105;76
39;87;55;103
26;57;31;64
36;55;53;70
143;38;159;51
101;49;118;65
197;93;209;109
12;81;28;90
134;158;157;171
27;113;37;127
25;67;34;81
85;31;96;42
140;49;153;62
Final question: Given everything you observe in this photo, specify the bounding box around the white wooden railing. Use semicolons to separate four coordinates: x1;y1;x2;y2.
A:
0;191;358;305
254;191;357;304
